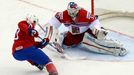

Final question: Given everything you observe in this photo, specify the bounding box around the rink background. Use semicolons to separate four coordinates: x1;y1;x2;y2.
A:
0;0;134;75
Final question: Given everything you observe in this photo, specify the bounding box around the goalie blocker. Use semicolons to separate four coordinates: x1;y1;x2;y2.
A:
82;32;128;56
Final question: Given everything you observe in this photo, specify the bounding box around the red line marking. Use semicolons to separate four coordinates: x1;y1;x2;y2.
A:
108;28;134;39
83;42;113;53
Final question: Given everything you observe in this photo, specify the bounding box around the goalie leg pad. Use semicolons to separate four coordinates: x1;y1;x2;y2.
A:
82;33;128;56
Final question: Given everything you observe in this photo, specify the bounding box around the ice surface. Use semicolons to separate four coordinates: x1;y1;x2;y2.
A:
1;0;134;75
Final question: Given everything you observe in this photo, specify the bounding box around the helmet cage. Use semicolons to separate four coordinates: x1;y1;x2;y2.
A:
67;2;79;17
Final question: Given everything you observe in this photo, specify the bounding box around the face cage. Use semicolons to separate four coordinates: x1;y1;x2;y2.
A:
68;8;79;18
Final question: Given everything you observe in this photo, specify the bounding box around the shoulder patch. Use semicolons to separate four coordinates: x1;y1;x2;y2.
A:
55;12;63;20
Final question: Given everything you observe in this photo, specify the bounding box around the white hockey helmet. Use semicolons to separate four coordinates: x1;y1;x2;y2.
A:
67;2;80;18
26;14;39;27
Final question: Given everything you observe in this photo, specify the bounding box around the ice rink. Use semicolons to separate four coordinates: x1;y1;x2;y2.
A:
0;0;134;75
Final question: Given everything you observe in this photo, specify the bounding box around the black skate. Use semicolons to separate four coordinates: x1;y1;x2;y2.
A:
34;63;44;70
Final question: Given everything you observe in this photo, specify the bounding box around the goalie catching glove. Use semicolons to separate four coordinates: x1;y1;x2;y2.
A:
92;27;108;40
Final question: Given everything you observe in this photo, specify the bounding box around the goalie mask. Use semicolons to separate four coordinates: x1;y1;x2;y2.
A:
67;2;80;18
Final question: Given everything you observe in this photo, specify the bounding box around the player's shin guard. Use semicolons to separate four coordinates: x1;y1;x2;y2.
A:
46;62;58;75
82;33;128;56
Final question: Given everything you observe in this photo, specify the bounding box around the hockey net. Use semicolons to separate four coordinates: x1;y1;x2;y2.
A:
95;8;134;38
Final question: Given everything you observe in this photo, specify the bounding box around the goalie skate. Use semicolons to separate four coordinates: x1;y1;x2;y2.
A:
82;33;128;56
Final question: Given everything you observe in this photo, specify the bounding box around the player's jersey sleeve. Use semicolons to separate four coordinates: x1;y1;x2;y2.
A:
79;9;96;23
34;41;41;48
18;21;29;35
18;21;39;37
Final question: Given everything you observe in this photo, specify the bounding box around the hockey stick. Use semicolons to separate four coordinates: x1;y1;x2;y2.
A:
47;42;87;60
38;36;86;60
37;23;52;39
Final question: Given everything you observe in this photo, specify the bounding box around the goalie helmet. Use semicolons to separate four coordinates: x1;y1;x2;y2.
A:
67;2;80;18
26;14;39;27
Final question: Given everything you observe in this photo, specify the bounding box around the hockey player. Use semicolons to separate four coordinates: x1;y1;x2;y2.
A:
12;15;58;75
46;2;127;56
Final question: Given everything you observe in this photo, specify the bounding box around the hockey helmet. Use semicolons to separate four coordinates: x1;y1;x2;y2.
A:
67;2;80;18
26;14;39;27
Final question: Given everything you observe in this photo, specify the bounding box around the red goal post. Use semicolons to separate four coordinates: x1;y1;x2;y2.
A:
91;0;94;15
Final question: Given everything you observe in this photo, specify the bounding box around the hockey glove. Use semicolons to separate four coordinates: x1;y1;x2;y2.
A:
38;38;49;48
28;28;38;36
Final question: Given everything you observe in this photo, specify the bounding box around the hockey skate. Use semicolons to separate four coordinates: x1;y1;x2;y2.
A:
114;47;128;56
100;39;128;56
82;33;128;56
34;63;44;70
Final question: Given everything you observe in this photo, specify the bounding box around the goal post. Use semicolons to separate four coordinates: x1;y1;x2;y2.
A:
91;0;94;15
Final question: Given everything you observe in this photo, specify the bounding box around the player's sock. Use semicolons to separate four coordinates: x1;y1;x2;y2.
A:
46;63;58;75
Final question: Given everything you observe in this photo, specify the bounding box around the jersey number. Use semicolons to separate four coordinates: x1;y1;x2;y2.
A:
14;28;20;40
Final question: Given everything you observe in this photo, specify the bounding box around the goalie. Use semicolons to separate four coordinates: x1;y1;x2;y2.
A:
45;2;127;56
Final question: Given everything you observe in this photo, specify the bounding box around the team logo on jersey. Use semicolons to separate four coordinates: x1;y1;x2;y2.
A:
72;26;80;33
15;46;23;51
